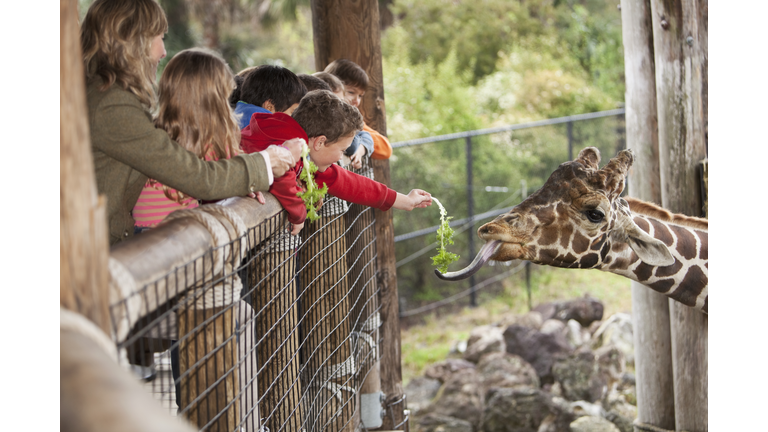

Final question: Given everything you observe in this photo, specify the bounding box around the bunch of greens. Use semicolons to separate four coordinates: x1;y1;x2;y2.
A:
431;197;460;273
296;143;328;222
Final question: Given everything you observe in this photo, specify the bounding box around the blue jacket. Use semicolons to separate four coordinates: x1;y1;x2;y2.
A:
235;101;271;130
346;130;374;157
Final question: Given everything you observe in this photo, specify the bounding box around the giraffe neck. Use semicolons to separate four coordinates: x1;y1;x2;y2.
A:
601;212;708;313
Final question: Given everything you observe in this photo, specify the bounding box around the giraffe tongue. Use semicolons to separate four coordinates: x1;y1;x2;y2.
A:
434;240;501;281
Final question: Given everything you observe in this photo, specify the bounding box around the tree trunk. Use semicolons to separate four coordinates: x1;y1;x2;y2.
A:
620;0;676;429
60;0;110;334
311;1;405;429
650;0;708;430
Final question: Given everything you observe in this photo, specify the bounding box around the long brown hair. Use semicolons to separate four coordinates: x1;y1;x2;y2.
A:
81;0;168;110
150;48;242;202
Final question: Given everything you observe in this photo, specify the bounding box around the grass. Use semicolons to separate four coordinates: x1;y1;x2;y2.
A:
400;264;632;386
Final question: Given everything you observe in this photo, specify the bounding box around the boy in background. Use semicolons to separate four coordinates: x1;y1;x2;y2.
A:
298;73;332;92
314;71;373;170
240;90;431;235
323;59;393;160
234;65;307;129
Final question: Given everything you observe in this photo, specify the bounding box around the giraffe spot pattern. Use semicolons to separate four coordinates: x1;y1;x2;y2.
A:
590;233;607;250
559;223;574;250
572;231;589;254
580;253;599;268
600;242;610;262
696;230;708;260
633;216;650;233
655;259;683;278
650;219;674;247
538;222;559;246
648;278;675;293
670;265;707;306
671;225;697;261
633;262;654;281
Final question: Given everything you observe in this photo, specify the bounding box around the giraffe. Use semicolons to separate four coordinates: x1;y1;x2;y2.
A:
436;147;708;314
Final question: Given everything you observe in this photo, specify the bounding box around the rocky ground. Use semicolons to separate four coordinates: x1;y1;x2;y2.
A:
404;296;637;432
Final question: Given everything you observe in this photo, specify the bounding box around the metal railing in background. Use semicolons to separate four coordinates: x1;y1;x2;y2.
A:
392;109;626;312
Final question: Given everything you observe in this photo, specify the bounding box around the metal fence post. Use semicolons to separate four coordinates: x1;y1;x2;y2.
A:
465;136;476;307
567;121;574;161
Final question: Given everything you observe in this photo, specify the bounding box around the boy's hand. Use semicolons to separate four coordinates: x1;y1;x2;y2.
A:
350;145;366;169
282;138;305;162
265;145;296;177
290;221;304;236
393;189;432;211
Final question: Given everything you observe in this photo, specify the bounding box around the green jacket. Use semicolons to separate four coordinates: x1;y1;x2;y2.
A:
86;78;271;245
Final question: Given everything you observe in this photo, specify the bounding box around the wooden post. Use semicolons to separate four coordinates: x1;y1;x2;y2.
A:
60;0;110;334
178;296;240;432
249;234;305;432
650;0;708;430
300;203;355;431
311;1;404;429
620;0;676;429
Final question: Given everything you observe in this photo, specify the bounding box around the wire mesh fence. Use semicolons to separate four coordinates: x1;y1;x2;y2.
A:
109;162;386;432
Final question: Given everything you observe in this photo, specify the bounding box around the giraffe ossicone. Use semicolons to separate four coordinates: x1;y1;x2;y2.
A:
436;147;708;314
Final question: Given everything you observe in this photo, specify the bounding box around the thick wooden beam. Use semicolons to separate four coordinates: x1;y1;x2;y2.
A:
620;0;676;429
311;1;404;429
60;0;110;334
650;0;708;430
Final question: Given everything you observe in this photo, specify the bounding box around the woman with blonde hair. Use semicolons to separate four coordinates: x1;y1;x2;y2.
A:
81;0;302;244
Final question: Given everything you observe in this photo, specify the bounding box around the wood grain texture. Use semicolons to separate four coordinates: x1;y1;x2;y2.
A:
620;0;676;428
178;305;240;432
651;0;708;429
60;0;110;334
311;1;403;428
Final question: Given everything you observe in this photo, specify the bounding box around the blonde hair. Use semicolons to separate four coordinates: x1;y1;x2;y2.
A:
81;0;168;110
152;48;242;202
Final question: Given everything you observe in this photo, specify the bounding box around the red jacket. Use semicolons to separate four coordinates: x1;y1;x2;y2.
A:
240;112;398;224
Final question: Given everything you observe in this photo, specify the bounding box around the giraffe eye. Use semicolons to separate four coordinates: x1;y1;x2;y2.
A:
585;209;604;223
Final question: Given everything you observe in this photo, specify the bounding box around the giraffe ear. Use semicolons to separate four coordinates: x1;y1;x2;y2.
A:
625;224;676;267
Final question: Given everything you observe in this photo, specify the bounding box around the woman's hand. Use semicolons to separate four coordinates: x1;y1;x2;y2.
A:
282;138;305;162
247;191;266;204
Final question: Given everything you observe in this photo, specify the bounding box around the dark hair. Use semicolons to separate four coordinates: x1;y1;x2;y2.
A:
323;59;369;90
228;74;244;108
297;73;332;92
292;90;363;144
239;65;307;113
312;72;344;94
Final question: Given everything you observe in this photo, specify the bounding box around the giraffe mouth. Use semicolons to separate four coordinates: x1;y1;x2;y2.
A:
434;240;501;281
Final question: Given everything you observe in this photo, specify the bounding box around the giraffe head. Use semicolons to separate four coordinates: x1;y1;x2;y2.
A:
436;147;674;280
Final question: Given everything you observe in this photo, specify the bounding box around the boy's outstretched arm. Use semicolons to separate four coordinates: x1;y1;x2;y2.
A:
392;189;432;211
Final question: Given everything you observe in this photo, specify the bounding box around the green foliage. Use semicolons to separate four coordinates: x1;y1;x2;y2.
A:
296;143;328;222
431;198;460;274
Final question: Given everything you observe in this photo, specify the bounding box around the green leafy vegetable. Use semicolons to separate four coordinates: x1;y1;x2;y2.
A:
431;197;460;273
296;143;328;222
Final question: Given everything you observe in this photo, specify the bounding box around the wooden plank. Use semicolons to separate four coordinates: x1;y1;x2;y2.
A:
60;0;110;334
619;0;676;429
650;0;708;429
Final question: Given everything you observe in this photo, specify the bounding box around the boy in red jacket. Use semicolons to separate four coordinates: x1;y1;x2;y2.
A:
241;89;432;235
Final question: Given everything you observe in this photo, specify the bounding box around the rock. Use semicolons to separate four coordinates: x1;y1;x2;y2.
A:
424;358;475;384
595;345;626;394
464;325;506;363
540;319;566;336
533;296;604;327
405;377;442;416
570;415;621;432
603;401;637;432
504;324;573;384
427;368;484;429
591;313;634;365
501;311;544;330
569;400;605;418
551;348;606;403
476;352;540;395
481;388;554;432
414;413;474;432
566;319;592;348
